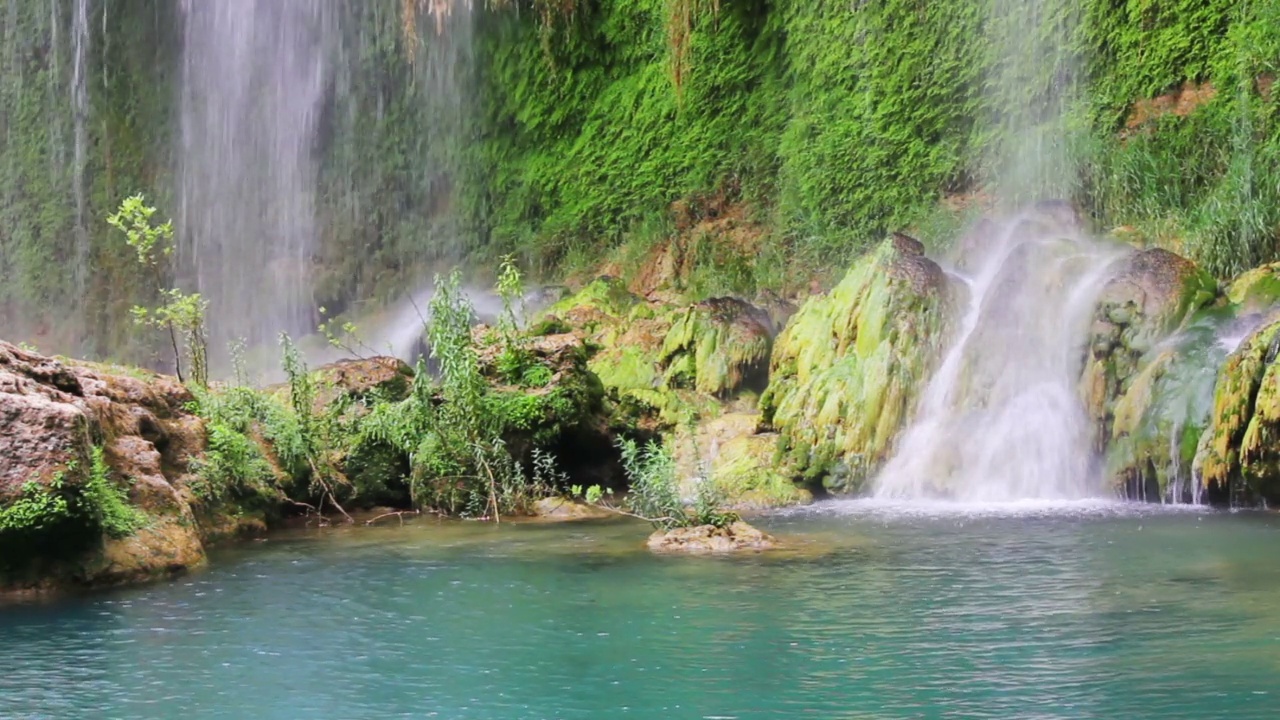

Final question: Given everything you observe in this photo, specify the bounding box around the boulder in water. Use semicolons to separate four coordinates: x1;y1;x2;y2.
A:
0;341;210;592
647;521;776;553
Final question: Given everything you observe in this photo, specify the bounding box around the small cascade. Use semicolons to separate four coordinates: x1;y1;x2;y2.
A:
873;212;1125;501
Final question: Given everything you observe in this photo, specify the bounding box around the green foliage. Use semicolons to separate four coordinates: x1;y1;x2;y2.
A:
187;385;280;506
81;447;147;539
0;479;74;536
611;437;736;530
108;194;209;387
1;447;145;550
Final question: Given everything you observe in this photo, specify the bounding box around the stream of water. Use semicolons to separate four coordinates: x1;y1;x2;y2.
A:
3;504;1279;719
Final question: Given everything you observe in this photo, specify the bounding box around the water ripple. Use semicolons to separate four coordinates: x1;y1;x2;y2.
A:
1;511;1279;718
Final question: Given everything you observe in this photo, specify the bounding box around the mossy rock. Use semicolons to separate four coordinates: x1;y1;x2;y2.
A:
1081;248;1218;450
711;434;812;510
544;276;641;333
760;233;959;488
660;297;773;397
1194;315;1280;503
1227;263;1280;314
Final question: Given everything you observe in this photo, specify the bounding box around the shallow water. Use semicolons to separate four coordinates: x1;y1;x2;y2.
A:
3;502;1280;719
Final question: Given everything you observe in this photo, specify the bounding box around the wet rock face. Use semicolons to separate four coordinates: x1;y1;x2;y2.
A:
1082;248;1217;450
646;521;776;553
1195;316;1280;503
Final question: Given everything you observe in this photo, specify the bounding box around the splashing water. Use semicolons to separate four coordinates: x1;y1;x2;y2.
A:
874;212;1126;501
177;1;335;348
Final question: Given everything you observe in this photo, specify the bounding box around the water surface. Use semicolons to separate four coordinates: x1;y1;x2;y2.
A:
3;502;1279;718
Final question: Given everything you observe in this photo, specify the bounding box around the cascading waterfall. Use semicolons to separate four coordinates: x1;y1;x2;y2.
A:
873;212;1125;501
177;0;334;348
872;0;1117;502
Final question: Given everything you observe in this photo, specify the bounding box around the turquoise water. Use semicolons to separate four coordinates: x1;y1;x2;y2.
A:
3;501;1280;719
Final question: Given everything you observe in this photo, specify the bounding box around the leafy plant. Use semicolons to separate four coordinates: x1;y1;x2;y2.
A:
107;194;209;387
81;447;147;539
581;437;736;530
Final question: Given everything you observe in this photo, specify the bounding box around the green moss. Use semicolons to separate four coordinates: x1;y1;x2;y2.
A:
760;236;955;486
545;277;639;325
1227;264;1280;312
660;299;772;397
711;435;811;510
1196;317;1280;496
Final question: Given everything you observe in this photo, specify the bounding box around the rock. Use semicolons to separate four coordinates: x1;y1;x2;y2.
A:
1194;315;1280;504
530;497;614;520
710;434;813;510
671;412;811;510
647;521;776;553
760;233;960;491
659;297;774;397
543;280;760;429
0;342;211;592
1081;248;1217;451
316;356;414;401
1226;263;1280;314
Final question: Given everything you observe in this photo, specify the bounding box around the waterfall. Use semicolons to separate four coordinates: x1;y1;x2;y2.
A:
873;0;1115;502
873;212;1124;501
70;0;88;299
177;0;335;348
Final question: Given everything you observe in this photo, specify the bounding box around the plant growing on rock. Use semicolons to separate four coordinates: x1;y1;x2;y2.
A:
581;437;737;530
108;194;209;388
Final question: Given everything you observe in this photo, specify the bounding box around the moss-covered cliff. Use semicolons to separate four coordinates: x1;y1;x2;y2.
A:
2;1;1277;364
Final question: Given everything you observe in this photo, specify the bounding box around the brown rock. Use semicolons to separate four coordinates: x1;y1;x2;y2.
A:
646;521;777;553
530;497;614;521
0;340;211;591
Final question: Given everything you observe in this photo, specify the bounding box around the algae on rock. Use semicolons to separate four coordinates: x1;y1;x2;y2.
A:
1081;248;1218;459
660;297;773;397
1194;315;1280;503
761;234;958;491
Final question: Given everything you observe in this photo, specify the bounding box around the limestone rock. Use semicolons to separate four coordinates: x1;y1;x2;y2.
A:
530;497;614;520
0;341;210;592
1082;248;1217;451
647;521;776;553
760;233;960;491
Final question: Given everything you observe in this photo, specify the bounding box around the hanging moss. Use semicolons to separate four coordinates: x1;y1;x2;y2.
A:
1195;316;1280;501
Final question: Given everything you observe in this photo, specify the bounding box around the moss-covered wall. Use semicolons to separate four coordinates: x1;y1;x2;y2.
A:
1;0;1277;360
470;0;1280;273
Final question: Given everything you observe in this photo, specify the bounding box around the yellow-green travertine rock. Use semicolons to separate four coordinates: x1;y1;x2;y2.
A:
760;234;959;491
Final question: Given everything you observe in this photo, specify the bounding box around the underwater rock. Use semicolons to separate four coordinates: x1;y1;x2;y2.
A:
760;234;959;491
1081;248;1217;450
646;520;776;553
